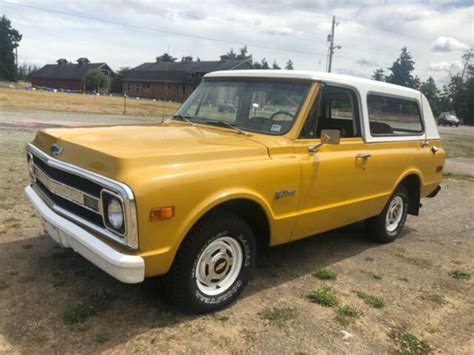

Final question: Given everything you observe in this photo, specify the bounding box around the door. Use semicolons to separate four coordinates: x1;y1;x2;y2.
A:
292;85;386;240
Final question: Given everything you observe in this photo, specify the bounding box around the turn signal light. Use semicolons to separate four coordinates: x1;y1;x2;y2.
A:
150;206;175;222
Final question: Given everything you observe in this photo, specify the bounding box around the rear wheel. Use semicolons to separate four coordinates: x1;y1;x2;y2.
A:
163;212;256;314
366;185;409;243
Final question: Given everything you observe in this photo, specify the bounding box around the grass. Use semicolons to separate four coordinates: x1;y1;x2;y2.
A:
443;173;474;182
95;333;112;344
441;134;473;158
355;290;385;309
0;279;9;289
312;268;337;280
0;87;180;117
390;330;432;354
4;217;20;224
448;269;471;280
259;307;296;328
335;305;360;326
420;293;446;305
308;286;338;307
62;290;113;325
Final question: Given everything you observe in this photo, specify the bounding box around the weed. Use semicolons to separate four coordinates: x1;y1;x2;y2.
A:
371;273;383;280
335;305;360;326
95;333;111;344
62;289;113;325
4;217;20;224
214;314;230;322
390;330;431;354
448;269;470;280
419;293;446;305
259;307;296;328
312;268;337;280
0;279;9;289
355;290;385;309
308;286;338;307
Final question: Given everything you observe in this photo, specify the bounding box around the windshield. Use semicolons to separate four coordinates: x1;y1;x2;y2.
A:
174;79;311;135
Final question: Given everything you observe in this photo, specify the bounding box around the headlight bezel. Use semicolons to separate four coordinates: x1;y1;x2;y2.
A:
101;189;126;236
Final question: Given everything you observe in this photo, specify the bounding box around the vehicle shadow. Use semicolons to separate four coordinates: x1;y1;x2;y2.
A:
0;222;408;352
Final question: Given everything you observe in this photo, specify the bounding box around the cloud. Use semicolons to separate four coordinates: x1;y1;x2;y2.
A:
429;60;463;73
431;36;469;52
356;58;378;67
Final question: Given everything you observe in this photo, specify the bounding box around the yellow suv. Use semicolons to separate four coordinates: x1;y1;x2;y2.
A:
25;71;445;313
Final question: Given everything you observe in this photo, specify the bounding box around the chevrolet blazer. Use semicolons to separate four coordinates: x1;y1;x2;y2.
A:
25;71;445;313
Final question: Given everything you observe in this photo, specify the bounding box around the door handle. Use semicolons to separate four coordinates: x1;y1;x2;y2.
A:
356;153;371;159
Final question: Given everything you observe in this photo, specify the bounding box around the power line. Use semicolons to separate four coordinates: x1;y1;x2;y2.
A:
0;1;326;57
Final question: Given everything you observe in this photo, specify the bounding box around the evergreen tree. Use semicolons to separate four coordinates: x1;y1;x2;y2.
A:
386;47;420;89
156;53;177;62
272;61;281;70
285;60;294;70
420;77;442;116
110;67;130;93
372;68;385;81
0;16;22;81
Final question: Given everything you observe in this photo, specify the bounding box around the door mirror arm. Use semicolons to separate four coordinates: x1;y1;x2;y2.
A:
307;129;341;153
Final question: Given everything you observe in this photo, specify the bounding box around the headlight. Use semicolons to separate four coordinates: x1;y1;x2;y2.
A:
107;198;124;230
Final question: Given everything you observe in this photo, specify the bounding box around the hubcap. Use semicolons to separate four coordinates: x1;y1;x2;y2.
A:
386;195;404;232
195;236;243;296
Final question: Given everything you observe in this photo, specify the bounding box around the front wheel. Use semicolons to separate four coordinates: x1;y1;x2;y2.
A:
163;212;256;313
366;185;409;243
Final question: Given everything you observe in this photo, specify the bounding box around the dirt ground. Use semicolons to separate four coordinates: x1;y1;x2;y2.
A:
0;120;473;354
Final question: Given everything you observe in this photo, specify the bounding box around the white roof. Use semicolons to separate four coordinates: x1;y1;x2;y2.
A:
205;70;421;99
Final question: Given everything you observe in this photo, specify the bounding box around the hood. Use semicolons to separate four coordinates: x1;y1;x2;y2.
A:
32;122;270;179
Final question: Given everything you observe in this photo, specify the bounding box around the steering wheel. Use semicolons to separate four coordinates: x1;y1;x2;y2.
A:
270;111;295;121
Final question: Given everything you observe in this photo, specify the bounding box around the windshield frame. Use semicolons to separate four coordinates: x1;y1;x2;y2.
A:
173;77;313;136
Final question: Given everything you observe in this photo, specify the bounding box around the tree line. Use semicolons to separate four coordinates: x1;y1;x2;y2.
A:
372;47;473;125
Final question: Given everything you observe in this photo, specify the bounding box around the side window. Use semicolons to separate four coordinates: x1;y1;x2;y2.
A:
300;86;360;139
367;94;423;135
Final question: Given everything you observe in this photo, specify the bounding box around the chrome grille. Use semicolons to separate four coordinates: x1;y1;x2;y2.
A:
27;144;139;249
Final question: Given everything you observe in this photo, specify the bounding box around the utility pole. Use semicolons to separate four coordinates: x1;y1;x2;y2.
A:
326;16;341;73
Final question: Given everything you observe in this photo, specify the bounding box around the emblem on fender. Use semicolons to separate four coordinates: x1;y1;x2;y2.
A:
50;144;63;156
274;189;296;200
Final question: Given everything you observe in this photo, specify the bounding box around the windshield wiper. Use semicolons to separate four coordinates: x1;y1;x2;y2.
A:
202;120;248;135
171;114;194;125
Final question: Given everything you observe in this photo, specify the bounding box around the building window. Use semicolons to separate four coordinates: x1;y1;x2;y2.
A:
127;83;130;90
182;86;186;95
176;86;179;95
136;83;140;91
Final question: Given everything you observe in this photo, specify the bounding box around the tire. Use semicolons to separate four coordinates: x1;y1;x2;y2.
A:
163;212;256;314
366;185;409;243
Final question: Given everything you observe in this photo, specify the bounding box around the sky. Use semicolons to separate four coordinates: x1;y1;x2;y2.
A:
1;0;472;85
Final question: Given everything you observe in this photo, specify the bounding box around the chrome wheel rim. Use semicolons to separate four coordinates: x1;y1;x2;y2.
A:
386;196;404;232
195;236;243;296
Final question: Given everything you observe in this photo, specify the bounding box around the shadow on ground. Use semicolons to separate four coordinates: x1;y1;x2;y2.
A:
0;222;409;352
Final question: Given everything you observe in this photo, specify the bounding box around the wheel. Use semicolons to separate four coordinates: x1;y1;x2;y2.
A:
366;185;409;243
163;212;256;314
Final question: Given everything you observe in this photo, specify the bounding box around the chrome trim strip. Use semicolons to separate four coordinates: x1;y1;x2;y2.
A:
27;143;139;249
33;163;101;213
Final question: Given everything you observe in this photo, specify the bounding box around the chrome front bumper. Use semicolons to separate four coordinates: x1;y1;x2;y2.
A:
25;186;145;284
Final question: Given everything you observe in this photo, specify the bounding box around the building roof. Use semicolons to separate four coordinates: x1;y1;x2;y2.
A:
206;70;421;99
32;63;110;80
123;60;252;83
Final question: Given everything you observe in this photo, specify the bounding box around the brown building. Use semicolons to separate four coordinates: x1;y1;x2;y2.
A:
31;58;114;92
122;58;253;102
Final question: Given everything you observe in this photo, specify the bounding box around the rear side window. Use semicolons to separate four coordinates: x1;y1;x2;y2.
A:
367;94;423;136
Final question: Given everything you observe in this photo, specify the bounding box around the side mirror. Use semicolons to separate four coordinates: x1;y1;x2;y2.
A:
308;129;341;153
320;129;341;145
